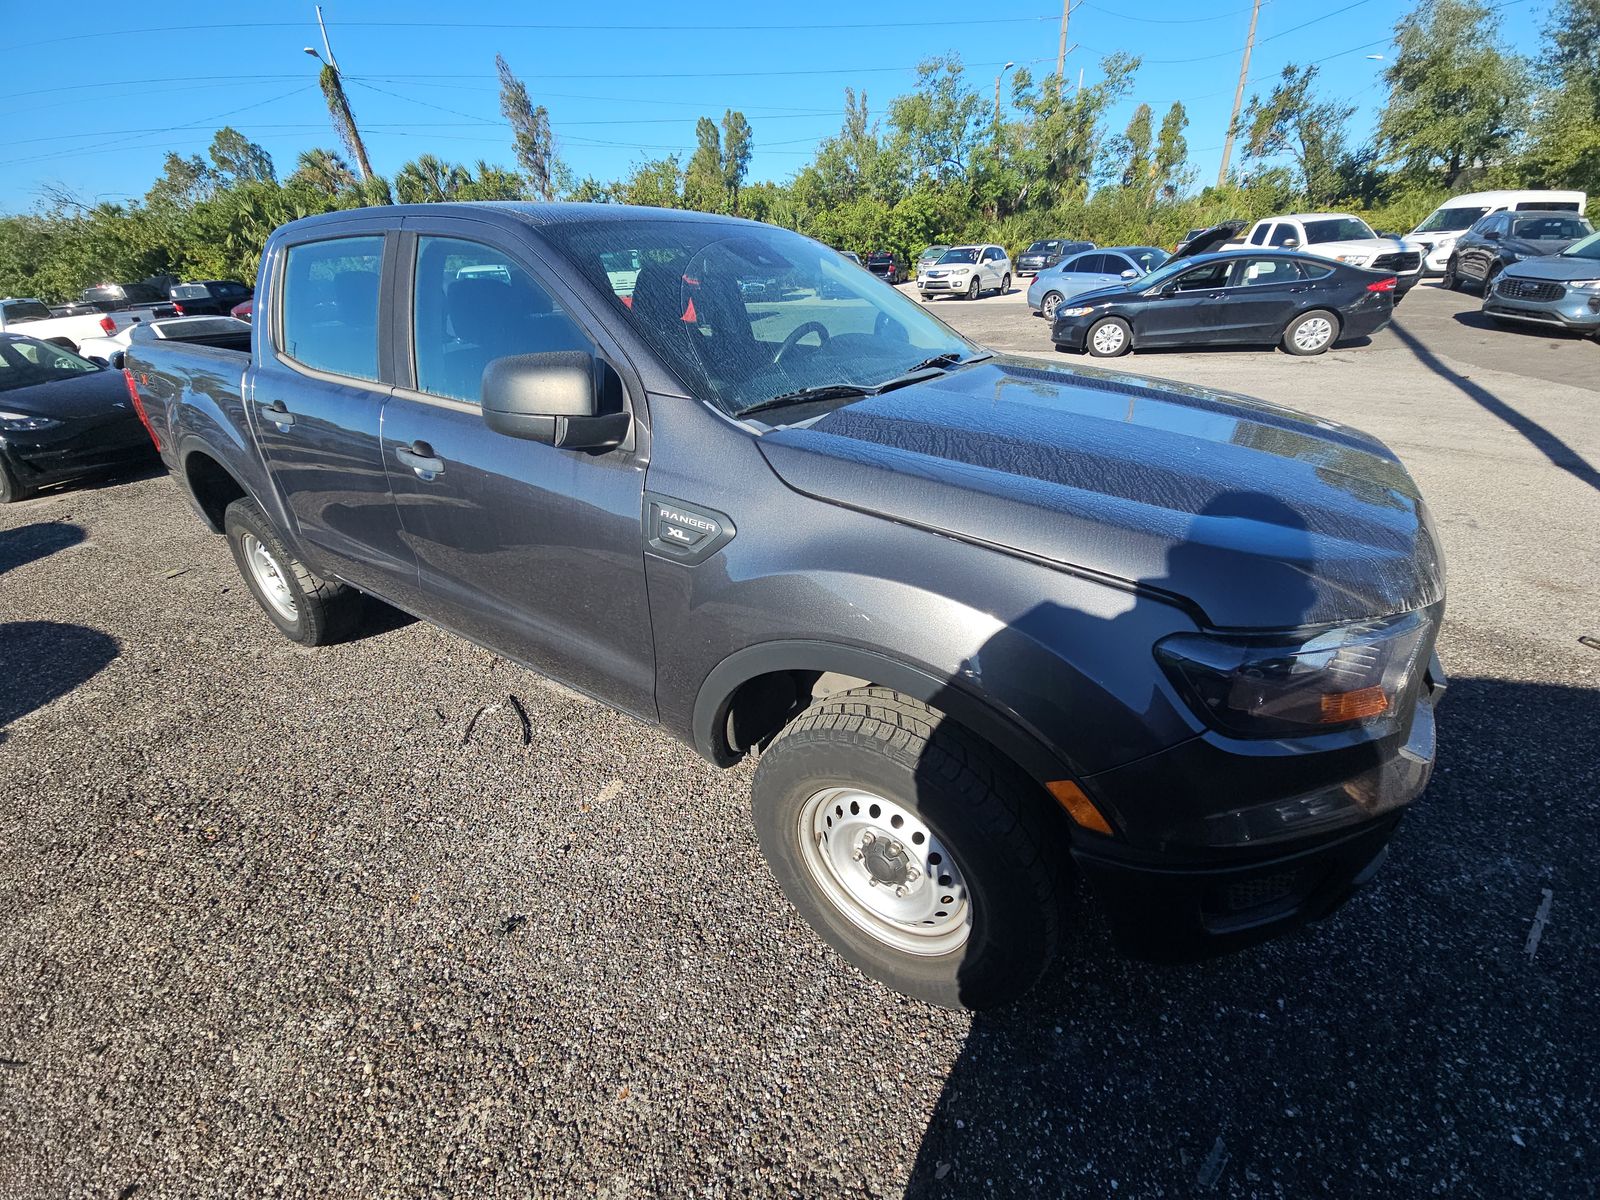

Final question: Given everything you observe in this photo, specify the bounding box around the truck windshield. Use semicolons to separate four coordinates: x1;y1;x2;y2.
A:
1302;218;1378;244
536;218;976;418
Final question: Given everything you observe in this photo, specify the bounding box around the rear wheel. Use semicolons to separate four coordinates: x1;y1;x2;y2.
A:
1086;316;1132;358
1040;291;1064;321
751;687;1066;1010
1282;309;1340;356
224;496;364;645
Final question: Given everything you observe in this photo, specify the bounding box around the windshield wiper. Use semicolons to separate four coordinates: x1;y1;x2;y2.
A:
903;350;987;373
735;383;878;419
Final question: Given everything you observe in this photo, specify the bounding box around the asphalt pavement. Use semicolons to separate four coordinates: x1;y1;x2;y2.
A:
1;285;1597;1198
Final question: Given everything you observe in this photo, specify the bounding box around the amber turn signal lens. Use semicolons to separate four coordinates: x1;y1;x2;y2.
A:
1047;780;1113;836
1319;685;1389;723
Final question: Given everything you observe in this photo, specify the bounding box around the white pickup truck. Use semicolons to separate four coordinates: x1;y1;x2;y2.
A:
0;296;150;349
1230;213;1426;297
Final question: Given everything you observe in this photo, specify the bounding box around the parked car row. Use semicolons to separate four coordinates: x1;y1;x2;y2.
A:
0;278;254;353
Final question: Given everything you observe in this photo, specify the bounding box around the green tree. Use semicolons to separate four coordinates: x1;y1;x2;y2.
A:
208;126;276;186
1240;64;1355;206
684;117;725;211
888;56;983;181
1154;102;1193;201
1118;103;1153;195
1520;0;1600;195
495;53;558;201
618;156;684;208
291;148;358;194
394;155;473;203
1377;0;1528;185
721;110;753;213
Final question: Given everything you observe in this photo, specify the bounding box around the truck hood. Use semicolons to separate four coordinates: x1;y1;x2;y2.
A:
1306;237;1424;258
756;358;1443;629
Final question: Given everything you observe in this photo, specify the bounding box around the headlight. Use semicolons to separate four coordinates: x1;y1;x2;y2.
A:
1156;610;1432;738
0;411;61;432
1059;305;1096;317
1334;254;1370;266
1568;278;1600;291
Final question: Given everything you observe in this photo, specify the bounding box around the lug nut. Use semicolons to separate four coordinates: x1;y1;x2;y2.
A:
894;885;907;898
890;841;903;855
851;848;864;861
861;831;876;846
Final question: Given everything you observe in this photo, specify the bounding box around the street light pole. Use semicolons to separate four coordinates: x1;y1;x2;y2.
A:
993;62;1015;140
1217;0;1263;188
304;5;373;184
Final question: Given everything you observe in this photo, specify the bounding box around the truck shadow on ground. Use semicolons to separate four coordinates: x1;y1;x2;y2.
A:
0;620;119;744
903;671;1599;1199
0;522;85;575
1389;321;1600;494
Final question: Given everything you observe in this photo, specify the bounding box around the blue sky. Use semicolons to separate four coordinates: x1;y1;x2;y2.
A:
0;0;1552;213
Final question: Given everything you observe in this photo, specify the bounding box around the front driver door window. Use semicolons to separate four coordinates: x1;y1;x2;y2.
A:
380;232;657;717
1138;260;1234;344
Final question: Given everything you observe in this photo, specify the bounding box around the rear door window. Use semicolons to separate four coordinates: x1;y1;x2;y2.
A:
411;236;592;404
280;236;384;382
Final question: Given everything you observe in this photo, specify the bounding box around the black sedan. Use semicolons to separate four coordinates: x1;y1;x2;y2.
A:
0;333;158;502
1050;250;1397;358
1442;210;1595;294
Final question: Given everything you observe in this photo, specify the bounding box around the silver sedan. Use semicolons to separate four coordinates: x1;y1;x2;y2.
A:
1027;247;1169;318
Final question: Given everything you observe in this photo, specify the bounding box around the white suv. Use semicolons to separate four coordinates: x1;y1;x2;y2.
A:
918;244;1012;300
1234;214;1425;296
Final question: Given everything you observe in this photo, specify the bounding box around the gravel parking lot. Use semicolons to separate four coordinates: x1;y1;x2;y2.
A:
2;282;1597;1198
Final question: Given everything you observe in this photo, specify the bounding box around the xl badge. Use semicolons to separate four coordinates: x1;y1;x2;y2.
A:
644;494;735;564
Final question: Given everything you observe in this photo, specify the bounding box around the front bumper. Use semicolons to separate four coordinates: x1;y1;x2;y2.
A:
2;422;156;486
919;274;973;293
1483;283;1600;332
1050;314;1092;349
1072;654;1446;961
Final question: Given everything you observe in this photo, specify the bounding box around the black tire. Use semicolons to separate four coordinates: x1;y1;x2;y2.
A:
965;277;980;301
751;687;1066;1010
223;496;363;645
999;273;1011;295
920;293;934;302
1481;263;1502;297
0;455;32;504
1085;316;1133;358
1040;291;1064;321
1441;257;1460;291
1282;308;1341;356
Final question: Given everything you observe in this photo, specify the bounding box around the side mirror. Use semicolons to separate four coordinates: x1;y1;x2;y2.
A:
108;350;126;370
481;351;630;451
1483;228;1501;241
1159;282;1180;298
1279;237;1300;249
1120;269;1139;279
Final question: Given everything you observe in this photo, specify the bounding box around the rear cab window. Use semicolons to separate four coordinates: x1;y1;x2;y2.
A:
1249;223;1272;246
280;236;384;382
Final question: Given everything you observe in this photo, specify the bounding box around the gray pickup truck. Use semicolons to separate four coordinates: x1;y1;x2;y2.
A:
128;203;1447;1010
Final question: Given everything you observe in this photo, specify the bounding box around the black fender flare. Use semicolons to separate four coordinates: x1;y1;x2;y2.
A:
691;639;1081;789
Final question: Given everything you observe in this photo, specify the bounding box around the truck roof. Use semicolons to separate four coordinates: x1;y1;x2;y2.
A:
274;201;763;242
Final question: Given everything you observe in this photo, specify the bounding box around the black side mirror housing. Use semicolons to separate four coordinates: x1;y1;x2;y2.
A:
1158;282;1180;298
1483;228;1501;241
481;351;630;450
108;350;126;371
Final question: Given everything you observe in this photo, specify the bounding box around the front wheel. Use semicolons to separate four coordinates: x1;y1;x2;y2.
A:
1441;257;1460;291
1481;264;1502;297
999;273;1011;295
1282;309;1340;356
1086;316;1132;358
224;496;364;645
0;455;32;504
751;688;1066;1010
965;277;980;301
1040;291;1064;321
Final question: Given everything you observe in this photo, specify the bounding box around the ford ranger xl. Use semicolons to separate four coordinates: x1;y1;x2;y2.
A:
126;203;1447;1010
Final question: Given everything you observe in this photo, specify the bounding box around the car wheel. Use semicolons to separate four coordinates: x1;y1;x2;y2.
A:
1481;264;1502;297
1441;258;1459;291
1041;292;1064;321
224;496;364;645
965;278;980;300
1000;273;1011;295
0;455;32;504
750;687;1067;1010
1086;317;1132;358
1283;309;1341;356
920;293;933;302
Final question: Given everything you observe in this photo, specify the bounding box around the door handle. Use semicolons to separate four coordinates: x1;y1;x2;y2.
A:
258;400;295;428
395;441;445;480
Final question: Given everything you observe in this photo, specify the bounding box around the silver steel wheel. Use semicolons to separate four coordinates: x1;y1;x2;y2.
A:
1091;321;1126;355
798;786;972;956
1041;292;1063;320
1292;315;1334;352
241;532;297;620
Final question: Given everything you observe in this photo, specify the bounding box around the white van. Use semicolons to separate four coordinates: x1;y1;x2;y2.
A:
1407;190;1588;274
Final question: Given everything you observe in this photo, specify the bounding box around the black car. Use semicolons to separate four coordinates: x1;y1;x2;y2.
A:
169;279;254;317
0;333;158;502
1051;250;1398;358
1442;210;1596;294
865;250;907;284
1016;238;1094;275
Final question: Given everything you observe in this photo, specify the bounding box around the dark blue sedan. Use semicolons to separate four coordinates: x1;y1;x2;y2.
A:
1050;250;1399;358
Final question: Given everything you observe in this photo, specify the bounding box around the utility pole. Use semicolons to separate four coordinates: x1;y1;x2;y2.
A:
316;4;338;71
1055;0;1070;98
1216;0;1262;188
305;4;373;183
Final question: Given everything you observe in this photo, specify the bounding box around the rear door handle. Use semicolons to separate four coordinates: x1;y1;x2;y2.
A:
258;400;295;428
395;441;445;480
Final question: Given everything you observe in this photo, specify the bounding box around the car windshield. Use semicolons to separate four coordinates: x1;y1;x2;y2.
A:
1560;231;1600;260
0;336;101;391
1302;217;1377;244
1127;247;1169;271
918;246;946;259
1026;241;1060;254
1512;216;1592;240
1415;206;1491;233
536;218;977;419
937;248;980;264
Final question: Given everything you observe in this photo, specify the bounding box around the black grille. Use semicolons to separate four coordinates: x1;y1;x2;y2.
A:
1371;251;1420;272
1497;278;1565;302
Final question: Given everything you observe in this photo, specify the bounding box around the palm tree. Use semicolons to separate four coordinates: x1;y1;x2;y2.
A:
394;155;473;203
291;148;358;194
